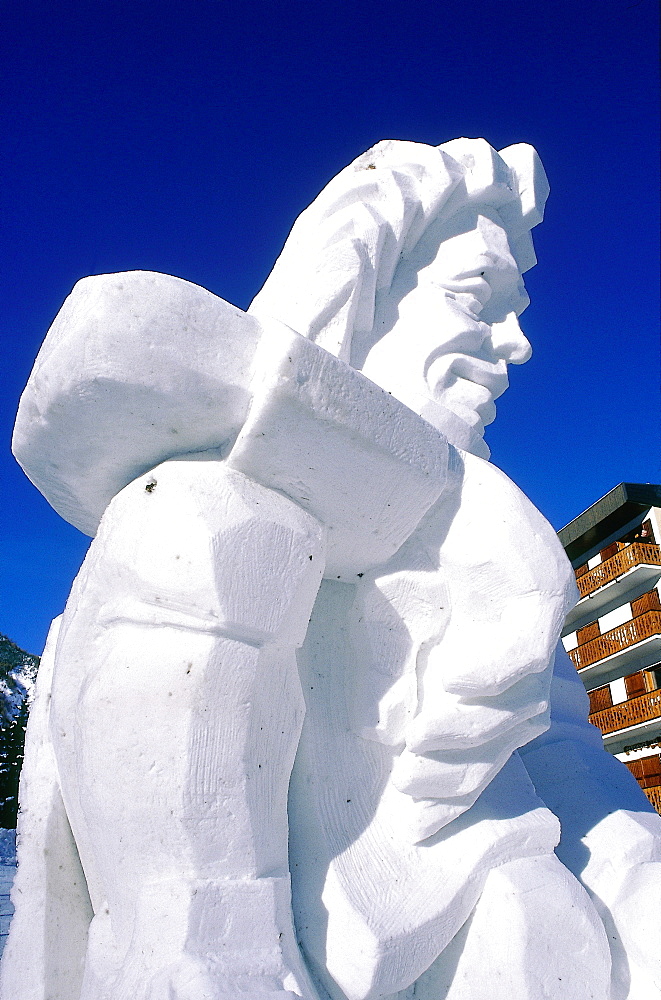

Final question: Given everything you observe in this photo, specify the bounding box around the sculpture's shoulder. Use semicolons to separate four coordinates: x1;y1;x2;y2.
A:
13;270;263;535
421;447;578;607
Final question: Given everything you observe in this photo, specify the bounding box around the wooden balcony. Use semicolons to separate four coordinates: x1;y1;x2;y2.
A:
569;609;661;671
576;543;661;599
589;687;661;735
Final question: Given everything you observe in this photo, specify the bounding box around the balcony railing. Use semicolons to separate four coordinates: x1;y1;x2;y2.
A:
569;609;661;670
589;687;661;735
576;543;661;598
643;785;661;813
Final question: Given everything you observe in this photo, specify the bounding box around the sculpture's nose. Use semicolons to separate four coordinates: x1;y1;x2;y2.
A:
489;312;532;365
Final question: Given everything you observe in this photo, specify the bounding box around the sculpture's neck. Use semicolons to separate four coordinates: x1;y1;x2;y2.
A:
359;375;492;461
416;395;491;461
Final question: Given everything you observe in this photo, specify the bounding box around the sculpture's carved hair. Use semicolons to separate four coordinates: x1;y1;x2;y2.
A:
249;138;549;365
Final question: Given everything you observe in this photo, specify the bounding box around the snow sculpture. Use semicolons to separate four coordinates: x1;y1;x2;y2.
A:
4;139;661;1000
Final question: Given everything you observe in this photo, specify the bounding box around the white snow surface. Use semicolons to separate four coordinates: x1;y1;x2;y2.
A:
4;137;661;1000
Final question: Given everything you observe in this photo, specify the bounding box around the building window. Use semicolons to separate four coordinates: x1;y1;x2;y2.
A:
631;589;661;618
576;621;600;645
625;754;661;789
644;664;661;692
620;519;657;546
588;685;613;714
624;671;647;699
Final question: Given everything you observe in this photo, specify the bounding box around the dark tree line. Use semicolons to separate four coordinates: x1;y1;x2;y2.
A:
0;699;30;828
0;635;39;829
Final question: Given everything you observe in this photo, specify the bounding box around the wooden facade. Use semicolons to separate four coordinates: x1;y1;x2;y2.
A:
559;487;661;814
574;542;661;599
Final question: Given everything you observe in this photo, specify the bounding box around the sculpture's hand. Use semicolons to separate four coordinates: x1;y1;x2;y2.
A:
391;596;559;825
348;447;577;841
353;638;556;840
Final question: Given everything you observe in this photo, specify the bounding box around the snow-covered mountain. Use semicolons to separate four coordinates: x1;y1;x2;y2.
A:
0;635;38;724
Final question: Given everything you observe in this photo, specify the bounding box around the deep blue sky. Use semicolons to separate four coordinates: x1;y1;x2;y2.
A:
2;0;659;654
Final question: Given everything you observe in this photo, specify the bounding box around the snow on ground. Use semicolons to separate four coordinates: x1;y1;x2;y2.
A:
0;865;14;957
0;831;16;959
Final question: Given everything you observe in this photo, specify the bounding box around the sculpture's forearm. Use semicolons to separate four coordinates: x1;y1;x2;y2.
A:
46;457;326;998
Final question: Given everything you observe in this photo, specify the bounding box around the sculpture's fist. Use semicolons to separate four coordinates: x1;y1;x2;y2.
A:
346;446;577;840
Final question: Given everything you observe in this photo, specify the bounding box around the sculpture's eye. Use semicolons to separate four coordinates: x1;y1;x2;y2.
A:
434;275;492;308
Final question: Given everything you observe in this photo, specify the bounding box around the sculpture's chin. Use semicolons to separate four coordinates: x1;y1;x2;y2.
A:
418;398;491;460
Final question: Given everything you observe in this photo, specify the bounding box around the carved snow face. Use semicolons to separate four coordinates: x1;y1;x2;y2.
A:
360;209;532;459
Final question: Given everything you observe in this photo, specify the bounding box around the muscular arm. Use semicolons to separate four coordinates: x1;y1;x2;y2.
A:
47;455;327;998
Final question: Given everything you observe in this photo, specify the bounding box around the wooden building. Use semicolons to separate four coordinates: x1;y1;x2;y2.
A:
558;483;661;812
